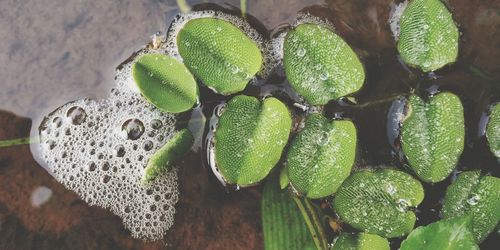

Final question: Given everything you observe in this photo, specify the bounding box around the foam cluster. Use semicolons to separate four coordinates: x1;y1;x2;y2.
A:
38;48;180;240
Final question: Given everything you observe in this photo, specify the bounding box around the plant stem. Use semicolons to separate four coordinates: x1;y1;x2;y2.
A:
0;136;39;148
292;195;328;250
176;0;191;13
240;0;247;18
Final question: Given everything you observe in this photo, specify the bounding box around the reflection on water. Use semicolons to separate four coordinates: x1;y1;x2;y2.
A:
0;0;499;249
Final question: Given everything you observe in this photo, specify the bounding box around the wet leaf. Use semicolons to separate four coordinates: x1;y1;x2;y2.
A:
177;17;263;95
486;103;500;158
283;23;365;105
143;128;194;183
286;113;356;198
262;177;316;250
331;232;390;250
279;167;290;190
442;171;500;242
397;0;459;72
333;168;424;238
400;217;479;250
401;92;464;182
214;95;292;185
132;54;198;113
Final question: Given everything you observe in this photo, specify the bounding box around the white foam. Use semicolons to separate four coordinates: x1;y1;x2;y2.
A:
164;10;275;81
38;47;180;240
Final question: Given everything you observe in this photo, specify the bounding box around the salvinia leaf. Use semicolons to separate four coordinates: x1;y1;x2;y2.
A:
214;95;292;185
400;217;479;250
331;232;390;250
286;113;356;198
132;54;199;113
401;92;465;183
177;17;263;95
397;0;459;72
486;103;500;158
283;23;365;105
442;171;500;242
333;168;424;238
143;128;194;183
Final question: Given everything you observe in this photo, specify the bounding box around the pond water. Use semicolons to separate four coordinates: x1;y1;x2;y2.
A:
0;0;499;249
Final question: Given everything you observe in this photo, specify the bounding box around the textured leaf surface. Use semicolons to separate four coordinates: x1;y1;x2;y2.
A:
177;17;263;95
486;103;500;158
331;232;389;250
333;169;424;238
262;178;316;250
283;23;365;105
397;0;459;72
143;128;193;183
286;113;356;198
400;217;479;250
401;92;464;182
132;54;198;113
442;171;500;242
214;95;291;185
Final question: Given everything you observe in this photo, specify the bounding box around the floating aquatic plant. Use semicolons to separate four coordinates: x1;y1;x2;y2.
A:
214;95;291;185
401;92;465;182
333;168;424;238
286;113;356;198
486;103;500;158
132;54;199;113
177;17;263;95
331;232;390;250
400;217;479;250
283;23;365;105
397;0;459;72
143;128;194;183
442;171;500;242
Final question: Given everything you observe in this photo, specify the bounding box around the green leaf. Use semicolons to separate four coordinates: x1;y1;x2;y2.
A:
333;168;424;238
401;92;464;182
283;23;365;105
132;54;198;113
214;95;292;185
400;217;479;250
142;128;194;183
262;178;316;250
279;167;290;190
397;0;459;72
442;171;500;242
286;113;356;198
177;17;263;95
486;103;500;158
331;232;390;250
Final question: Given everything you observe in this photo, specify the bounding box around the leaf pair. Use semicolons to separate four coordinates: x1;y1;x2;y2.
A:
401;92;465;182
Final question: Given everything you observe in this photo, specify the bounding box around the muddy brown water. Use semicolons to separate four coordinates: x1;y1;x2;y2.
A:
0;0;499;249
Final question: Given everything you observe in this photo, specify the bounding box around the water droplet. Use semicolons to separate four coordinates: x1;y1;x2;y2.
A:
467;194;480;206
143;140;153;151
396;198;410;212
45;140;56;150
319;72;329;81
297;47;306;57
66;106;87;125
52;117;63;128
121;119;145;140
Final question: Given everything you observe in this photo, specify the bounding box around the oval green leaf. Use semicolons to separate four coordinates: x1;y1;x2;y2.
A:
286;113;356;198
177;17;263;95
442;171;500;242
333;168;424;238
143;128;194;183
486;103;500;158
214;95;292;185
401;92;464;183
331;232;390;250
262;177;316;250
132;54;198;113
397;0;459;72
283;23;365;105
400;217;479;250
